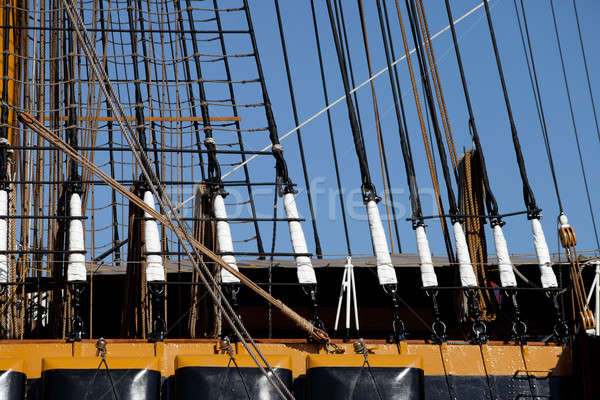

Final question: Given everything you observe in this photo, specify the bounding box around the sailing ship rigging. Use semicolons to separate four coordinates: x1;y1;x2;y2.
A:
0;0;599;399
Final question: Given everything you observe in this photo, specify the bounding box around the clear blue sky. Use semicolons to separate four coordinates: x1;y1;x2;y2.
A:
225;0;600;260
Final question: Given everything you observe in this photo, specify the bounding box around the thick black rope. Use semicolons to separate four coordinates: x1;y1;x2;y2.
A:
333;0;367;152
380;0;455;264
549;0;600;248
308;0;351;256
241;0;294;194
404;0;459;219
572;0;600;145
272;0;323;258
0;0;11;186
482;0;539;218
98;0;121;262
170;0;206;182
212;0;264;257
174;0;223;193
324;0;378;202
373;0;422;223
443;0;501;223
514;0;564;215
356;0;402;253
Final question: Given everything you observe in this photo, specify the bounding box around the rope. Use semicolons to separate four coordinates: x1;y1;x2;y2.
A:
373;0;423;224
308;0;351;256
482;0;539;217
218;0;492;183
514;0;563;214
272;0;322;257
549;0;600;248
443;0;500;220
393;0;456;263
356;0;401;253
83;339;119;400
323;0;377;202
572;0;600;145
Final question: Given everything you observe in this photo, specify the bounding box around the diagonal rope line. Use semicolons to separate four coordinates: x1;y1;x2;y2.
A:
169;0;493;213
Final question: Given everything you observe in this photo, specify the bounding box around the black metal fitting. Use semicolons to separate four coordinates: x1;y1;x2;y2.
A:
68;282;85;342
426;289;447;343
222;283;242;341
302;284;324;340
384;284;406;343
505;288;527;344
548;290;569;345
148;281;166;342
466;289;488;344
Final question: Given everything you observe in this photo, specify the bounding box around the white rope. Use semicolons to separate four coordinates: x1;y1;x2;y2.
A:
531;218;558;288
171;0;492;213
143;191;165;282
367;200;397;285
453;221;478;287
283;193;317;284
333;257;359;333
415;225;438;287
492;224;517;287
67;193;87;282
214;194;240;284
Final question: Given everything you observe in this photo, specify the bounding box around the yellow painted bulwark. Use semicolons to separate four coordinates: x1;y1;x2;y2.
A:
0;340;572;380
307;354;423;369
42;357;159;371
175;354;291;370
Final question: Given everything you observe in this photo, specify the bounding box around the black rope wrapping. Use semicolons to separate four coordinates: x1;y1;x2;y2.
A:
374;0;422;225
309;0;352;256
482;0;539;219
212;0;264;256
443;0;501;224
404;0;458;219
272;0;322;257
241;0;294;195
324;0;378;203
514;0;563;214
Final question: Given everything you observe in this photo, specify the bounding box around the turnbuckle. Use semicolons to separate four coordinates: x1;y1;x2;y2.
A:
467;289;488;344
426;289;447;343
148;281;166;342
506;288;527;344
68;282;85;342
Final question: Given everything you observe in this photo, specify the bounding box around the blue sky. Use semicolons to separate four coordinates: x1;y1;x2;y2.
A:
228;0;600;260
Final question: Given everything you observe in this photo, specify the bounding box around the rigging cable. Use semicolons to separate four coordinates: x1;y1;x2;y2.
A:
324;0;402;340
308;0;351;256
548;0;600;248
272;0;323;258
572;0;600;144
356;0;402;254
513;0;563;215
374;0;443;343
391;0;456;264
482;0;558;295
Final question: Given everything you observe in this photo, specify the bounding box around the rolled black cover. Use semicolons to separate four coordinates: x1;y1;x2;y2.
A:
308;366;424;400
42;368;160;400
175;366;293;400
0;369;25;400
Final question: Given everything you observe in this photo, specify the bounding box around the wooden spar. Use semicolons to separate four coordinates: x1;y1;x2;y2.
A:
42;115;241;122
16;109;326;342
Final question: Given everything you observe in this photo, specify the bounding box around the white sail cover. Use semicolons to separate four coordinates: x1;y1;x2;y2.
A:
492;224;517;287
67;193;86;282
143;191;165;282
531;217;558;288
415;225;437;287
366;200;397;285
213;194;240;284
0;190;7;283
283;193;317;284
452;221;477;287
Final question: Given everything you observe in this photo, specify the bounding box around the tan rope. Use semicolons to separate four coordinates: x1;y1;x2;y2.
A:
393;0;450;242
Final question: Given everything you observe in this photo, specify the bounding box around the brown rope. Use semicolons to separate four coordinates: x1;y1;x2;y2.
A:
459;150;496;322
393;0;450;243
414;0;458;175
